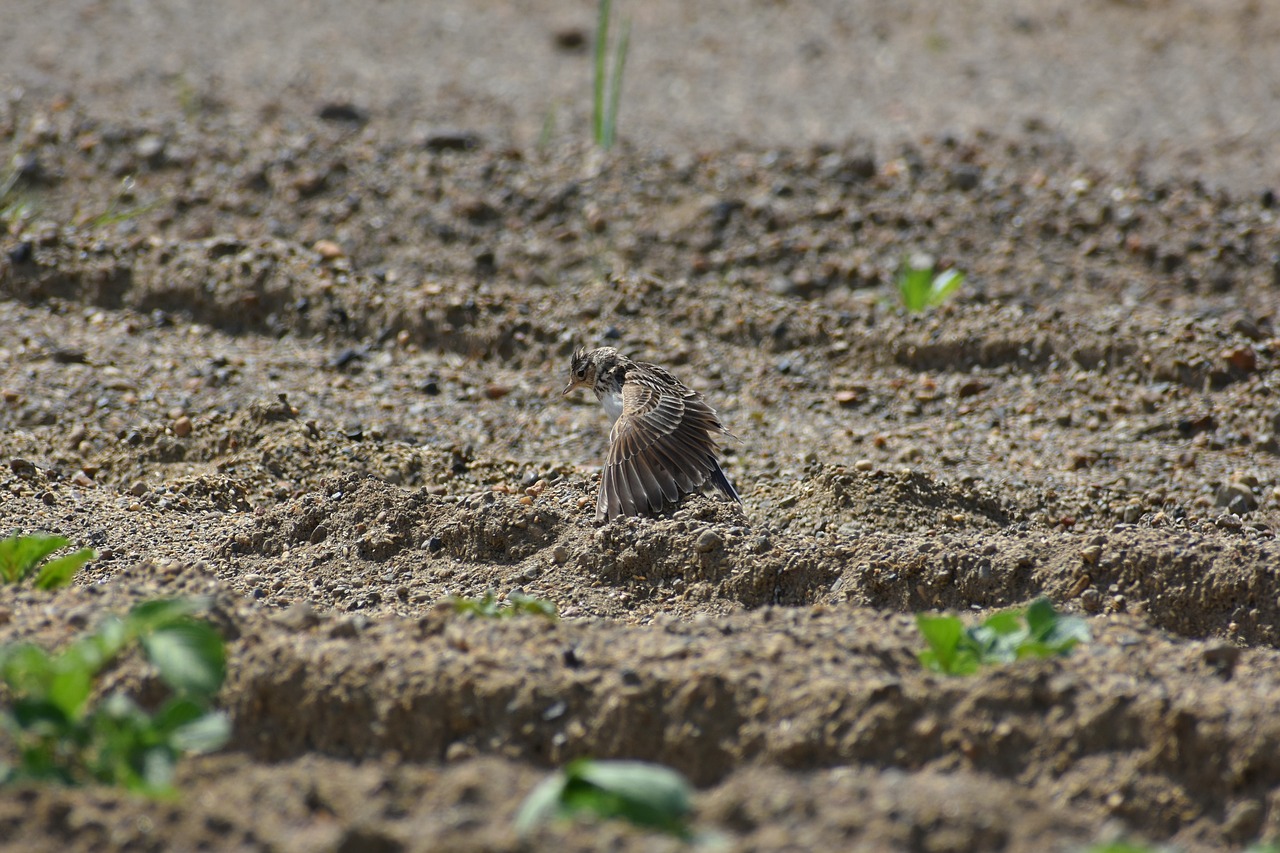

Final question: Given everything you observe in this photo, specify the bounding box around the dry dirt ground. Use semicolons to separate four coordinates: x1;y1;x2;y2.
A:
2;1;1280;851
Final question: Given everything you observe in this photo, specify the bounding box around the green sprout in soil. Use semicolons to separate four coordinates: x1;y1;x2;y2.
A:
917;598;1090;676
449;590;558;620
0;532;95;590
0;597;230;796
0;167;39;233
593;0;631;151
84;176;161;229
516;758;694;839
896;254;965;313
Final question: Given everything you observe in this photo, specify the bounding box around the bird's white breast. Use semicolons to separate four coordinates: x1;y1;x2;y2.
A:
599;389;624;424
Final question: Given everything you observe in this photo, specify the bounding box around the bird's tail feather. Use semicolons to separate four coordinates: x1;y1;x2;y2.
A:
707;459;741;503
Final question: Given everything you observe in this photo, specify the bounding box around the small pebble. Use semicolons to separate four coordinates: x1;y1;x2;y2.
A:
695;529;723;553
173;415;193;437
313;239;344;259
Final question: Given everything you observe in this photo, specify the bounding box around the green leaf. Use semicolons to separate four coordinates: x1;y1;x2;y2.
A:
568;759;692;833
916;598;1091;676
99;691;145;722
930;269;965;303
0;597;230;796
169;711;230;754
0;533;69;583
515;770;569;836
508;592;559;619
979;610;1024;636
47;662;94;720
139;746;177;793
968;622;1024;664
10;698;71;733
33;548;95;589
1;644;53;695
126;598;209;635
915;614;965;673
516;759;693;838
152;697;206;733
895;257;965;313
86;617;131;666
141;622;226;696
563;759;692;836
1023;598;1058;638
897;266;931;312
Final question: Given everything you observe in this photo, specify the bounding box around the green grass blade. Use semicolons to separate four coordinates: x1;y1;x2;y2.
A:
895;266;930;313
930;269;965;304
603;17;631;150
593;0;611;146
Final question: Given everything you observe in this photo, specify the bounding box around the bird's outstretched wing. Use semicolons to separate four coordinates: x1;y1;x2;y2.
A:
598;367;739;521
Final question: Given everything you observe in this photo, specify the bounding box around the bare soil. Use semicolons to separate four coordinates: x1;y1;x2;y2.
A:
2;1;1280;850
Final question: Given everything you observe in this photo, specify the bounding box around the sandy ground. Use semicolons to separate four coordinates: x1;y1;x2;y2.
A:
2;1;1280;850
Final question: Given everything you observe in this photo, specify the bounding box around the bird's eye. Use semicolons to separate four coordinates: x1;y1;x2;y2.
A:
575;367;587;379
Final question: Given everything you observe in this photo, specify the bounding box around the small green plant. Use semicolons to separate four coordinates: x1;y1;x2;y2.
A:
449;590;557;620
516;758;693;839
0;533;95;589
0;168;39;233
593;0;631;151
917;598;1089;676
85;176;161;229
0;598;230;795
896;254;965;312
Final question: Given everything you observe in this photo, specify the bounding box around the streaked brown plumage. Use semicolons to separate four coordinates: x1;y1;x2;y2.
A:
562;346;741;521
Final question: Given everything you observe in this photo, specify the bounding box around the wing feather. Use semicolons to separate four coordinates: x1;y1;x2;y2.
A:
596;363;740;519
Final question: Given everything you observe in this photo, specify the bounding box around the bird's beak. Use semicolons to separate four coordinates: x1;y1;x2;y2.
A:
562;380;575;396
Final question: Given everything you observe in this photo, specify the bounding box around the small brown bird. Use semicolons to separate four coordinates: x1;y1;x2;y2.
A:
562;346;741;521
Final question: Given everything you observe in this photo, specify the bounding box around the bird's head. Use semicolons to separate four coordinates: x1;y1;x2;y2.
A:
562;346;619;396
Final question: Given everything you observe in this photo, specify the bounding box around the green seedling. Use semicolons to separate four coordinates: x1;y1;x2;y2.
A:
84;177;161;229
449;590;557;620
1;195;38;232
0;167;39;232
516;758;693;839
917;598;1090;676
0;533;95;589
896;255;965;313
593;0;631;151
0;597;229;795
